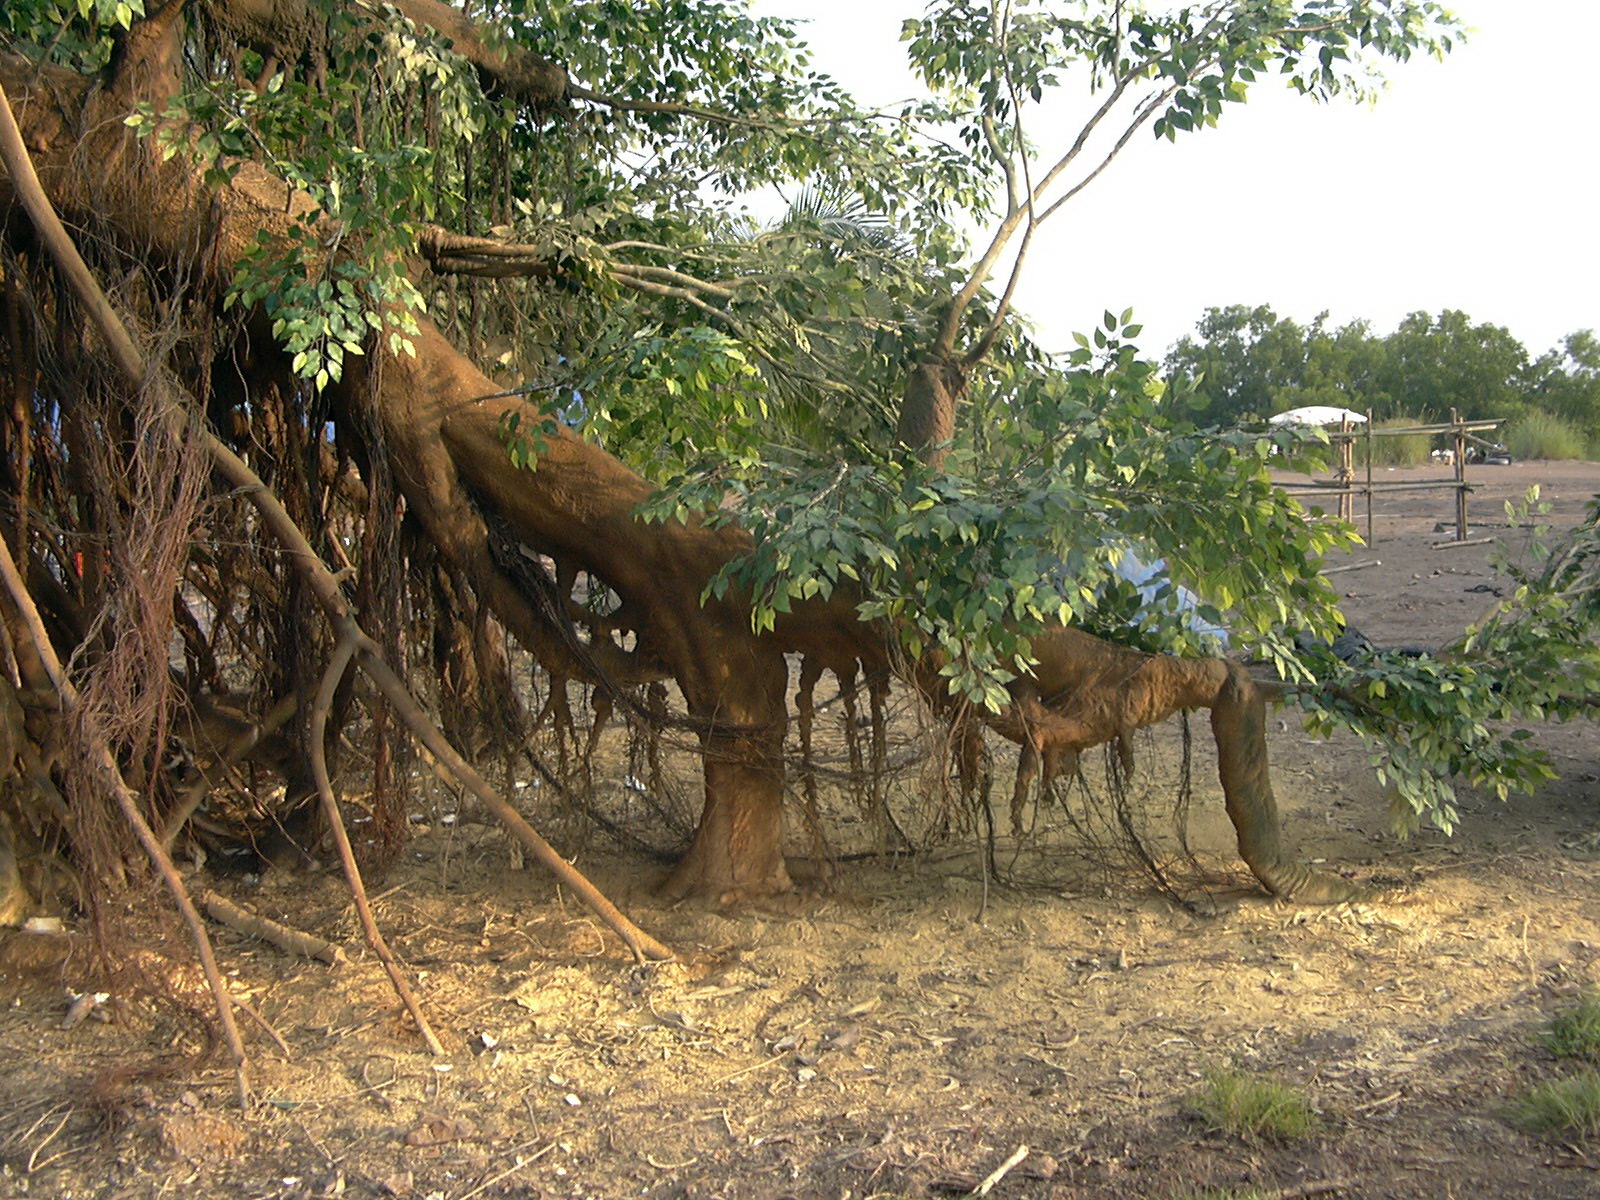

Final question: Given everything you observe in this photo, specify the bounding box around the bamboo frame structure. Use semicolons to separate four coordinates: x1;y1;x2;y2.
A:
1273;413;1508;546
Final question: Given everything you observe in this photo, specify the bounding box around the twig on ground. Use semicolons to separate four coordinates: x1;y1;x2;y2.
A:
24;1106;73;1174
358;1056;398;1109
707;1052;787;1086
1350;1090;1402;1114
230;993;293;1058
201;890;348;965
645;1152;700;1171
1267;1182;1352;1200
967;1144;1028;1197
451;1141;558;1200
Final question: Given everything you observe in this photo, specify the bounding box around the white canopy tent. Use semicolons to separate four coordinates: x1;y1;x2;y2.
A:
1267;405;1369;427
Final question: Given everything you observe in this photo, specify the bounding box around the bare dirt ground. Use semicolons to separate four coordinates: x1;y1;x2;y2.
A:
2;460;1598;1200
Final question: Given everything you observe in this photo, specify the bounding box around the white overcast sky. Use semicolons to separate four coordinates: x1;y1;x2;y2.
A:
748;0;1597;360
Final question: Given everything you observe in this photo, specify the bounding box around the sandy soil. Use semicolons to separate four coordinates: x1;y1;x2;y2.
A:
2;460;1598;1200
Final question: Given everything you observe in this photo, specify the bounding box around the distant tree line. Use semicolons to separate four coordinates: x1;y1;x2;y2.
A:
1164;306;1600;443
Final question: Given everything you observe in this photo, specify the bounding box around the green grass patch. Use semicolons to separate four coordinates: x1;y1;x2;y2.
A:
1505;409;1588;461
1545;996;1600;1061
1172;1189;1275;1200
1190;1068;1319;1141
1508;1071;1600;1138
1356;417;1433;467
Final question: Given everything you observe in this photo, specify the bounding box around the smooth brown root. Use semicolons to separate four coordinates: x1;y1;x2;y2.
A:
999;628;1360;904
1211;664;1361;904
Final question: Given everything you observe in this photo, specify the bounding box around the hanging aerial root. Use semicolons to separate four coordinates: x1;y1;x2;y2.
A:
159;691;300;853
1210;665;1360;903
0;78;674;963
311;635;443;1055
0;91;253;1105
794;655;828;867
867;672;891;834
838;663;866;809
995;627;1360;904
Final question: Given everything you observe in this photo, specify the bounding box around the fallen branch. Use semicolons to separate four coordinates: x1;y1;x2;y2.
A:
1323;559;1381;576
968;1144;1028;1198
200;889;348;966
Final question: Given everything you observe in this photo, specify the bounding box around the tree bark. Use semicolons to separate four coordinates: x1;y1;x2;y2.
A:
895;350;967;470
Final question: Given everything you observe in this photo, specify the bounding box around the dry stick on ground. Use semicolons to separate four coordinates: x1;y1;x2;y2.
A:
0;79;672;965
200;889;348;966
311;635;444;1056
230;993;294;1058
0;529;254;1108
967;1144;1028;1198
1266;1183;1353;1200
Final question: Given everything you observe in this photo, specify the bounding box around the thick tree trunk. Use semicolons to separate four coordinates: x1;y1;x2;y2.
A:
664;641;794;898
665;730;791;901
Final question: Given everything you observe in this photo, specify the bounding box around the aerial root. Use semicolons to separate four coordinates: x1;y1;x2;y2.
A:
0;523;253;1107
312;634;445;1055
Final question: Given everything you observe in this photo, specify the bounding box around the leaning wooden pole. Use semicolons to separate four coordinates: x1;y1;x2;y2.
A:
0;80;673;964
0;87;252;1108
0;528;253;1108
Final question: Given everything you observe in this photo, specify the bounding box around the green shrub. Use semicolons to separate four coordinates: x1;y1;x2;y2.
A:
1190;1068;1319;1141
1545;996;1600;1062
1508;1071;1600;1138
1356;417;1433;467
1505;409;1588;461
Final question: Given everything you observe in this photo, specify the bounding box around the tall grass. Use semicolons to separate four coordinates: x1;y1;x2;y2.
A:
1505;409;1588;461
1355;416;1432;468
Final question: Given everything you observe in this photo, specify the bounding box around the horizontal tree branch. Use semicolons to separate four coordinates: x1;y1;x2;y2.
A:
215;0;567;107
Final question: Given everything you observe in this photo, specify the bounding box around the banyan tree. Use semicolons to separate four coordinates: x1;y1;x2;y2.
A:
8;0;1582;1088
